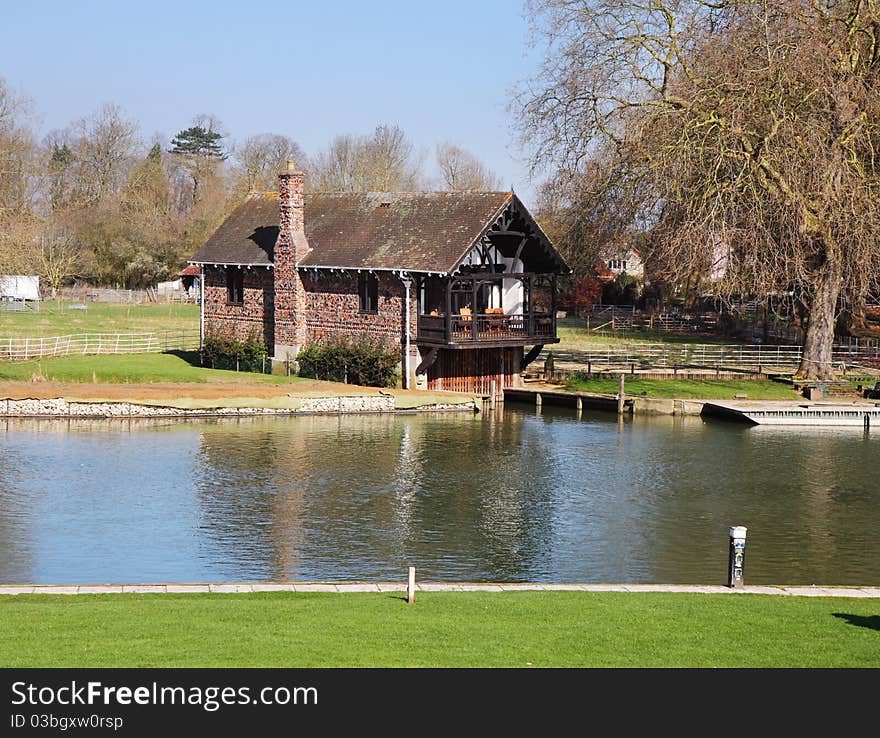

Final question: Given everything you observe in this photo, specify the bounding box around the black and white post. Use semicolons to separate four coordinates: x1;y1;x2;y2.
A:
727;526;747;588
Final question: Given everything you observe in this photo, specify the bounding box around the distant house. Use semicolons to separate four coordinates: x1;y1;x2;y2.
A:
188;162;569;396
600;249;644;280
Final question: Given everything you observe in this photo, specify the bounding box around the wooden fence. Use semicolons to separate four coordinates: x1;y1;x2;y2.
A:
542;343;880;371
0;330;201;360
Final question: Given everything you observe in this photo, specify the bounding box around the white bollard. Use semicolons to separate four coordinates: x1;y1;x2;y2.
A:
407;566;416;604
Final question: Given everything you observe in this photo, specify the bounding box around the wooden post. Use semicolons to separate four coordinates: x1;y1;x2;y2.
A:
535;392;542;408
471;277;479;341
576;396;583;412
526;275;534;338
445;278;453;343
490;380;497;406
587;360;592;377
617;373;625;415
407;566;416;605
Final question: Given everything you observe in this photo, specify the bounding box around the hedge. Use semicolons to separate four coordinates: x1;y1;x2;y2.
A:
202;334;268;372
297;336;399;387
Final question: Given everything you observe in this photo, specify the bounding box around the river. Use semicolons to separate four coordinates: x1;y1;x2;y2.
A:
1;406;877;584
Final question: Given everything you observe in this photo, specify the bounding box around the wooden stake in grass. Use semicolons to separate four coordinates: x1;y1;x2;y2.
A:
407;566;416;605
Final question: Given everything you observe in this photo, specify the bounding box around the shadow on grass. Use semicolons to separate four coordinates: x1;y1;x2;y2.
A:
164;350;202;366
833;613;880;632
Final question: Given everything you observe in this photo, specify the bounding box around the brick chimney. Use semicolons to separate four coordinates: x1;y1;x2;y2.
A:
273;160;309;360
277;160;309;261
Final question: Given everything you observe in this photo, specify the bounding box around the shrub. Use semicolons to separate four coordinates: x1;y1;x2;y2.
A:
202;333;268;372
297;335;399;387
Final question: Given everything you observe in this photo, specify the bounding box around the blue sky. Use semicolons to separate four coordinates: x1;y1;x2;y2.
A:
1;0;545;202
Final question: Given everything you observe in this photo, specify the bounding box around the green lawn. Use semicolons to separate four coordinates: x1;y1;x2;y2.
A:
564;377;802;400
0;592;876;667
557;324;734;350
0;300;198;338
0;351;299;385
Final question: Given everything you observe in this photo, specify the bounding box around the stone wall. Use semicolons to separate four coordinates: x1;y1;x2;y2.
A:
0;396;476;418
203;265;274;348
301;271;417;347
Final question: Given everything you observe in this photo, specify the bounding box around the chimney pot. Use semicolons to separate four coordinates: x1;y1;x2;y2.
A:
281;159;298;175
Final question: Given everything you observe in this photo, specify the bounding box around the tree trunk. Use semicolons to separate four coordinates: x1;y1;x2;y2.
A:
796;260;841;380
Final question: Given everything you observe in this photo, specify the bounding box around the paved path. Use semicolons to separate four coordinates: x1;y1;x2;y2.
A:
1;583;878;597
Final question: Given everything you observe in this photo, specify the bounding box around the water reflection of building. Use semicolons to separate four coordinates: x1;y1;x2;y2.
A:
193;411;557;581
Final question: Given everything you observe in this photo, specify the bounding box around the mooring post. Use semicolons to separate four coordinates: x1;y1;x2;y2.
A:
489;380;497;407
535;392;542;409
407;566;416;604
727;526;747;588
576;396;582;412
617;374;625;415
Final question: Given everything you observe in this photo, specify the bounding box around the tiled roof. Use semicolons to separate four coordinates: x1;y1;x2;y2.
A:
190;190;568;274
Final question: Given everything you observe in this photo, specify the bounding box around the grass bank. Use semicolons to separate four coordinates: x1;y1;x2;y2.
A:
0;592;875;667
564;377;801;400
556;324;733;350
0;301;198;337
0;351;294;385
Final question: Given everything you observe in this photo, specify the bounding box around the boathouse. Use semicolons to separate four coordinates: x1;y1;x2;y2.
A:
188;162;569;397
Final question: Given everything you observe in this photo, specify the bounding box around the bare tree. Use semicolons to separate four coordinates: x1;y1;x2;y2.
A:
233;133;306;193
68;103;139;203
517;0;880;378
436;142;501;191
0;78;39;217
310;124;424;192
26;227;83;298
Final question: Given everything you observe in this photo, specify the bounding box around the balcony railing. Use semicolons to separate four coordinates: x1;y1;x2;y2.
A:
417;312;556;346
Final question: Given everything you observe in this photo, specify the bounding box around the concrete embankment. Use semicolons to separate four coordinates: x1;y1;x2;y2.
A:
0;394;477;418
1;582;877;597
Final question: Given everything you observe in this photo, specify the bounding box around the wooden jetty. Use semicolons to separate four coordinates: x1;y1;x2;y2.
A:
503;386;631;413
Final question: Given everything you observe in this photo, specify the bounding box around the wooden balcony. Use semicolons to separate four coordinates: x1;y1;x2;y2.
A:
416;311;558;348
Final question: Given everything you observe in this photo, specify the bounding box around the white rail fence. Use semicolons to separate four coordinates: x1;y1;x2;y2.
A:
0;330;201;360
544;343;880;370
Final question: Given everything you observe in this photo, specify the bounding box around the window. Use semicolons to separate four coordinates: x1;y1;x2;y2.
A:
358;272;379;313
226;266;244;304
608;259;628;271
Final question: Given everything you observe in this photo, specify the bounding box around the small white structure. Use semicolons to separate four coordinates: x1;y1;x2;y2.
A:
156;278;184;298
602;250;644;279
0;275;40;301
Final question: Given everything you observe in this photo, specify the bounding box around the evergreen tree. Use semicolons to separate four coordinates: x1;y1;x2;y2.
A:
169;126;225;160
146;142;162;164
168;123;226;204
